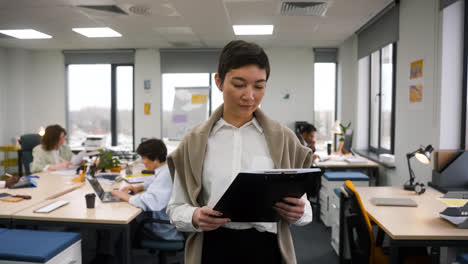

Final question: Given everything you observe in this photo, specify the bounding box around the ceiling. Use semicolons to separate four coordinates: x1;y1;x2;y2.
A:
0;0;393;50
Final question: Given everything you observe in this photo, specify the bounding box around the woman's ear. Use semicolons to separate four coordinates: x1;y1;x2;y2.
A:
214;73;223;92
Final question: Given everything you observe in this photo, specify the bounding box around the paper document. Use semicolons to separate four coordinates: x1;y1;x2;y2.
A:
71;151;86;166
344;157;368;164
124;175;154;184
440;214;468;225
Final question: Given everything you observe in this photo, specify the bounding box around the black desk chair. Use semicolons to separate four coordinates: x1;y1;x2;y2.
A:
134;212;185;264
17;134;41;176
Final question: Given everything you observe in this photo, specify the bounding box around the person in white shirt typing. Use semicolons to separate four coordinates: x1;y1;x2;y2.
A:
167;40;313;264
111;138;183;241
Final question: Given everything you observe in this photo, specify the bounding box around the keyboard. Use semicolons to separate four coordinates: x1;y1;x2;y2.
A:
371;197;417;207
34;200;69;213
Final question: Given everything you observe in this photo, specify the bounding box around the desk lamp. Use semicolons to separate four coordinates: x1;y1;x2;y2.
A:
405;144;433;191
331;121;342;135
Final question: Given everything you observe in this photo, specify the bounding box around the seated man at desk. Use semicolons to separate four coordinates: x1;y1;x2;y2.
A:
111;138;183;241
296;123;320;161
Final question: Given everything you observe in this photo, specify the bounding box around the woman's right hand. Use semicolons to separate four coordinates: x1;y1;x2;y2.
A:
192;206;230;231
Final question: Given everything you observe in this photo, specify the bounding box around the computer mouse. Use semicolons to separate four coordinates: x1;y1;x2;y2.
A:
127;190;134;195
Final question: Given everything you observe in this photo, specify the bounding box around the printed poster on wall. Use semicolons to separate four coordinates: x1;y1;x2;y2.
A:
410;59;423;79
409;85;423;103
144;103;151;115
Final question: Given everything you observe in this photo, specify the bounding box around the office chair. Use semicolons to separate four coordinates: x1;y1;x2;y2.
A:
339;180;429;264
17;134;41;176
134;212;185;264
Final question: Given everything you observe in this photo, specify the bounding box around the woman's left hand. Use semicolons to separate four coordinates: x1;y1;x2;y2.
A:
273;197;305;223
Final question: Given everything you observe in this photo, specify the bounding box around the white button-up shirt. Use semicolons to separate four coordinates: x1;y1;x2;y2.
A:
167;117;312;233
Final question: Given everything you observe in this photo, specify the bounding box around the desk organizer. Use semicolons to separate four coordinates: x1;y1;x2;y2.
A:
0;229;81;264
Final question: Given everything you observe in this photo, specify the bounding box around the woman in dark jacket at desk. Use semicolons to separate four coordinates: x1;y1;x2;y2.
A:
167;40;313;264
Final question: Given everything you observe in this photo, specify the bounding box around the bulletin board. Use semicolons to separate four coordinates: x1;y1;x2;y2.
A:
167;87;209;140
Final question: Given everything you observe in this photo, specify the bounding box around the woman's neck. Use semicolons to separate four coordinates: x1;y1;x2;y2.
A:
223;109;253;128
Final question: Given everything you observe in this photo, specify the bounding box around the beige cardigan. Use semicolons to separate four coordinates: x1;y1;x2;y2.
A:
167;105;312;264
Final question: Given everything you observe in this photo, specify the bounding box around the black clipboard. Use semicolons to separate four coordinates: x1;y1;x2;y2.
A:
213;168;322;222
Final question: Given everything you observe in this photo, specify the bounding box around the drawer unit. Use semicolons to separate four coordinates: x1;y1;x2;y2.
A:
320;172;369;227
0;229;81;264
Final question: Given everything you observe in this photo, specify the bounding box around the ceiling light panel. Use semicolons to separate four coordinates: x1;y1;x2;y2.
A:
72;27;122;38
0;29;52;39
232;25;274;35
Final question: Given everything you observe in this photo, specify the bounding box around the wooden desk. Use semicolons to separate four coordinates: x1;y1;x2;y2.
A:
12;178;142;264
0;171;83;222
355;186;468;264
315;155;379;185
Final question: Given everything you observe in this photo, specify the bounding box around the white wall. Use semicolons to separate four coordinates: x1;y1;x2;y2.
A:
337;0;445;186
134;49;161;144
337;35;358;134
5;49;29;144
2;47;316;146
0;47;6;144
25;51;66;132
439;0;464;150
385;0;440;186
262;48;315;129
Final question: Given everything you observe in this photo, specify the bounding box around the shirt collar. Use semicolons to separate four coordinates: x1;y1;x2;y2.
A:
211;117;263;135
154;163;168;176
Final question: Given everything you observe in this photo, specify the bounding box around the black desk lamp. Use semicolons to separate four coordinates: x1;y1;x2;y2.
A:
405;145;433;191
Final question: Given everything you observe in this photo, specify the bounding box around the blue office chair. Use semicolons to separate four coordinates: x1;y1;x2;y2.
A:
17;134;41;176
134;213;185;264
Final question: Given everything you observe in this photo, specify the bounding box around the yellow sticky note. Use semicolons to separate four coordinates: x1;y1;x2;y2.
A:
192;94;207;104
438;198;468;207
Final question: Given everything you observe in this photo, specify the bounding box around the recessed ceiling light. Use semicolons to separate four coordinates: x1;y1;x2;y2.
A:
72;27;122;38
0;29;52;39
232;25;274;35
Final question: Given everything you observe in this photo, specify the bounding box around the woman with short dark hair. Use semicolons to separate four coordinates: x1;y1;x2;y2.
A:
30;124;73;172
167;40;313;264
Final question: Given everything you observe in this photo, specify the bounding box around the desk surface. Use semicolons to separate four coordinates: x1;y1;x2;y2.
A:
315;154;379;168
13;181;142;224
0;172;83;218
356;186;468;240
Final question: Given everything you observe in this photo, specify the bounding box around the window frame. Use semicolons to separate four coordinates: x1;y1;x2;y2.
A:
367;43;396;154
462;0;468;150
65;63;135;150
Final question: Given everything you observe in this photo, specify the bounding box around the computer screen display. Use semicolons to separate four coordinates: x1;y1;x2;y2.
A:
342;129;353;153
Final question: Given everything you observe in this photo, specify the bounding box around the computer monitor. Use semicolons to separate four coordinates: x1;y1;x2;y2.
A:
342;129;353;154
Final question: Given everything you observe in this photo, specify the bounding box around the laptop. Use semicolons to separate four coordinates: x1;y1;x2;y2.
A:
370;197;417;207
87;176;122;203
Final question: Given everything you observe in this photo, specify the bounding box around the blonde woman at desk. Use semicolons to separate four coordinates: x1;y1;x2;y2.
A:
167;40;313;264
30;124;73;173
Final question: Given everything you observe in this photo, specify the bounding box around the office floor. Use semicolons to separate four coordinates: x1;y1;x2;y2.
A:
130;218;338;264
291;219;339;264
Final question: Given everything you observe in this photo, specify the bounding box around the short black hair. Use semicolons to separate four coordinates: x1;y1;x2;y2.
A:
136;138;167;162
217;40;270;84
300;123;317;134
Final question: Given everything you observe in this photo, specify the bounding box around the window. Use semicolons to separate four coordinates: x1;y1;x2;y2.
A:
368;43;395;154
67;64;134;150
314;62;337;150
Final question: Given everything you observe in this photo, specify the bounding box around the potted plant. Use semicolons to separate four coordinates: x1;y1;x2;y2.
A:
98;149;121;173
336;122;351;153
